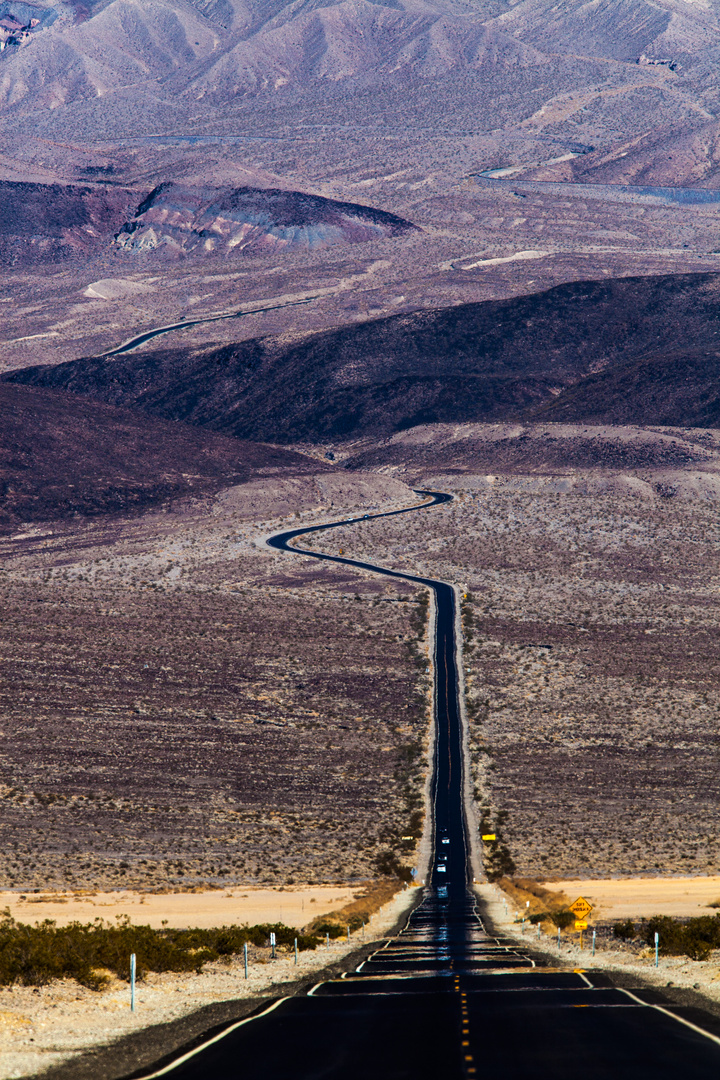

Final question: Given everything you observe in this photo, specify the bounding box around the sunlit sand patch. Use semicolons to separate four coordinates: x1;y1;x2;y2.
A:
1;886;360;929
542;877;720;921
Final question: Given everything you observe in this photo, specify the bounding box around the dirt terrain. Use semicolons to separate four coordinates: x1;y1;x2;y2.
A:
2;418;720;893
0;472;431;892
0;885;360;929
11;272;720;442
541;877;720;922
0;886;418;1080
313;423;720;881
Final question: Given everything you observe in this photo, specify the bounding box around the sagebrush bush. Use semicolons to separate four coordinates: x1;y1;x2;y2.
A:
0;910;317;989
643;915;720;962
311;920;345;939
548;911;575;930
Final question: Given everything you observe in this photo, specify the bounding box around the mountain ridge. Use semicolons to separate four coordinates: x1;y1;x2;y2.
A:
7;271;720;441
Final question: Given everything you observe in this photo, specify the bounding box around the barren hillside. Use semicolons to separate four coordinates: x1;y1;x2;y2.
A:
8;271;720;440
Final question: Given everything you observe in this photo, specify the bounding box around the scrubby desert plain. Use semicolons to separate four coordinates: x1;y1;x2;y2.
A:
5;0;720;1072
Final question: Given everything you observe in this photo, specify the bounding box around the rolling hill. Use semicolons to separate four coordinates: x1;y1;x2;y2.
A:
6;271;720;441
0;381;319;529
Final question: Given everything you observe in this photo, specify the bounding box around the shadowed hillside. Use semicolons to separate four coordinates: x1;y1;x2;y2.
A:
8;271;720;441
0;383;319;530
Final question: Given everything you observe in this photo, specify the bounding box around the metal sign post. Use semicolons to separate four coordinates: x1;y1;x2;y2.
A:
569;897;593;951
244;942;248;979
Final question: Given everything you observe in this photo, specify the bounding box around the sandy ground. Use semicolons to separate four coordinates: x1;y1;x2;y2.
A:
540;877;720;921
1;886;360;931
0;886;419;1080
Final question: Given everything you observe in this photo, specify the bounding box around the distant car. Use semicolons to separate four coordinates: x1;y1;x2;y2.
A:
363;514;370;519
441;838;450;845
436;865;447;873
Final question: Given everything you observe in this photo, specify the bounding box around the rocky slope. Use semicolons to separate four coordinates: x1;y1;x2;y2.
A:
8;271;720;440
115;183;416;256
0;382;320;529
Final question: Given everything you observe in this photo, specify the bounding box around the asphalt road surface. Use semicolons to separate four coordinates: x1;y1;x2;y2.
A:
137;490;720;1079
102;297;316;356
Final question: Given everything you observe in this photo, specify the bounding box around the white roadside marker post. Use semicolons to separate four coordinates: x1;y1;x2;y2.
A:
592;930;596;957
326;932;330;950
557;927;561;950
244;942;248;980
347;924;350;942
130;953;136;1013
295;938;298;965
655;932;659;967
270;932;276;959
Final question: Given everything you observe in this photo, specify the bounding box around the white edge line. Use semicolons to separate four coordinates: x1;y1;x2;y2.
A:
307;982;325;996
137;997;288;1078
619;988;720;1048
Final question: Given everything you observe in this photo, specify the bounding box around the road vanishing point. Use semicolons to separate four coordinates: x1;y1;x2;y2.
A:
136;490;720;1080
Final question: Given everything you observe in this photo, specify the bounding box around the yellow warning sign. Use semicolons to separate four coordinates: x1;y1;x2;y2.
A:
481;834;496;841
569;897;593;920
574;921;588;931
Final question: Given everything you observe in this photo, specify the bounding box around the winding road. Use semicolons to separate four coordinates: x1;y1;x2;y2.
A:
135;490;720;1079
102;297;318;357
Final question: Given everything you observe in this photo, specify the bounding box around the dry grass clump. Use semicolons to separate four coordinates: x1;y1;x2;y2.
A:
0;910;318;990
306;877;406;935
498;877;576;930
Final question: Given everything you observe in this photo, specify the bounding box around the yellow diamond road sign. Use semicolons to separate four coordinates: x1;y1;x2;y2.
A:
569;897;593;920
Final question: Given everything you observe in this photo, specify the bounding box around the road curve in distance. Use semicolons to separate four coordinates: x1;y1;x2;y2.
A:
130;491;720;1080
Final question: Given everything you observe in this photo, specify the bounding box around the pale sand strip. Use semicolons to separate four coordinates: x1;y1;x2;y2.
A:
0;886;359;930
0;886;419;1080
539;876;720;921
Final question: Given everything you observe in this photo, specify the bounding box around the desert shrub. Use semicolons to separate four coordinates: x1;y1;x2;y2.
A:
374;850;413;883
312;920;345;939
613;920;636;940
549;911;575;930
0;910;316;989
483;839;516;883
642;915;720;962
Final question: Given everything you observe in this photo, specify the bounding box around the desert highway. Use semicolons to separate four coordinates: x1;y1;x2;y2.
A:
101;296;317;356
135;490;720;1079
